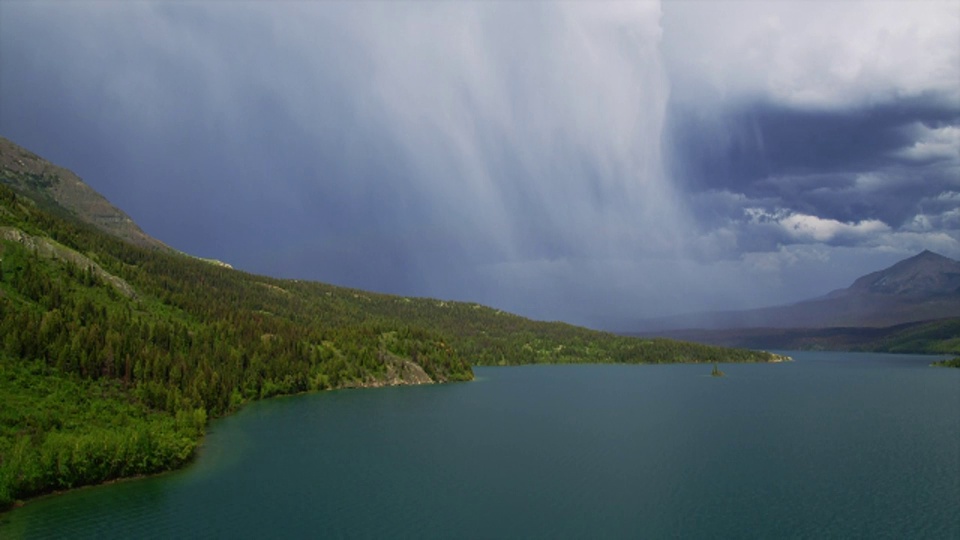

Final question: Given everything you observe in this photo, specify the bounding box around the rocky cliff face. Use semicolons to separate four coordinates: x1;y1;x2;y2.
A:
0;226;137;299
0;137;169;251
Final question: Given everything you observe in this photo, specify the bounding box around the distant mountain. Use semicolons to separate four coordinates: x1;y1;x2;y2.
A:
638;250;960;332
834;250;960;299
0;136;168;250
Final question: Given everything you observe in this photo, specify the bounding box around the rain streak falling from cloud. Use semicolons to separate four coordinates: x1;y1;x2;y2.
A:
1;0;957;329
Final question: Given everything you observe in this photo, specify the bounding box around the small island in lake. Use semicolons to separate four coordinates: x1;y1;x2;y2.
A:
711;363;725;377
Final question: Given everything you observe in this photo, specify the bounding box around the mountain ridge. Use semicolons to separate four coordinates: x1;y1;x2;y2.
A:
835;250;960;298
0;136;168;251
636;250;960;332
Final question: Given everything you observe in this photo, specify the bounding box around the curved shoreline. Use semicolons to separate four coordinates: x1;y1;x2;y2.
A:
1;353;790;513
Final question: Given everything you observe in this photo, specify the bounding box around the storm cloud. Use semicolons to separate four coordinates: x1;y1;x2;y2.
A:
1;1;958;329
662;1;959;262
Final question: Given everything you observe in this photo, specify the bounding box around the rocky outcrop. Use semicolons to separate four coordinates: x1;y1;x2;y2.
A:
0;226;137;299
345;354;435;389
377;357;435;386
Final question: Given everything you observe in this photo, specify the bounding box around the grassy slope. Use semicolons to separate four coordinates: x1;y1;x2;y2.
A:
0;175;779;509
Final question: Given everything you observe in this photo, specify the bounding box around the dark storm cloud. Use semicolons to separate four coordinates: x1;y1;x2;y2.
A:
1;1;958;329
660;0;960;271
668;97;957;189
1;2;689;327
670;95;960;263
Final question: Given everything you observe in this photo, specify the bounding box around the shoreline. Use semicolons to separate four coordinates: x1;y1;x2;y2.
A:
2;352;784;513
0;374;472;514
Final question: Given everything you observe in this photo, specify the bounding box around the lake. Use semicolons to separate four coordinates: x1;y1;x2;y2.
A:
2;352;958;539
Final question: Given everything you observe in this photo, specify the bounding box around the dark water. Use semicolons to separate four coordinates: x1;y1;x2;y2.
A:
3;352;959;539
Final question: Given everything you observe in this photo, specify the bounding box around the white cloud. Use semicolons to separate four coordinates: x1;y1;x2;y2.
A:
936;191;960;202
738;207;896;246
904;205;960;233
662;0;960;109
895;125;960;163
941;208;960;229
905;213;934;232
762;211;958;257
874;230;960;254
744;207;786;224
779;213;890;242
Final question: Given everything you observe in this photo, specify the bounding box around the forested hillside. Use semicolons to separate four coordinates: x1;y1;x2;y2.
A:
0;149;780;508
647;317;960;355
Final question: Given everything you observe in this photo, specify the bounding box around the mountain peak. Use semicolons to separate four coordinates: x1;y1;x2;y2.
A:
642;249;960;332
846;250;960;297
911;249;945;261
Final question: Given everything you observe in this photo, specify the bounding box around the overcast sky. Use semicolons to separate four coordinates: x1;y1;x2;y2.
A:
1;1;958;330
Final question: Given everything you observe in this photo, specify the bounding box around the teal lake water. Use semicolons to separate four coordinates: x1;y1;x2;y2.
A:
3;352;959;538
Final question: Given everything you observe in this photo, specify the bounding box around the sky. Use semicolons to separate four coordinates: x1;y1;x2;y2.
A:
1;0;958;330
